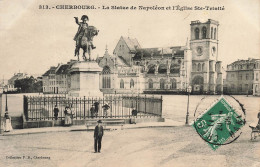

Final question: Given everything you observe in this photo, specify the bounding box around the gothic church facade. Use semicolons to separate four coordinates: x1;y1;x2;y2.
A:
98;19;223;94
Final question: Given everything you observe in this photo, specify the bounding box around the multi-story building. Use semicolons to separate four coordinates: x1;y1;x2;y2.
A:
225;58;259;95
42;66;57;93
42;60;76;94
253;60;260;96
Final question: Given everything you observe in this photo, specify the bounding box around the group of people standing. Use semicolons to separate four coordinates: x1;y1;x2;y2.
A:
90;102;110;118
53;102;111;126
53;105;75;126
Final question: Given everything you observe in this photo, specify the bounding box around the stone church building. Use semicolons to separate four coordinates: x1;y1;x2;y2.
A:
97;19;223;94
42;19;223;95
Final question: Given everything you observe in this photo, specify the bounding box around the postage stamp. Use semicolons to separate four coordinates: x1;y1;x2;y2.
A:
192;96;246;150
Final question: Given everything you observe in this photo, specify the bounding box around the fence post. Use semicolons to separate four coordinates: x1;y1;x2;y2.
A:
75;97;78;120
144;95;147;116
23;95;28;121
83;96;86;119
160;95;163;117
121;95;123;118
110;95;113;118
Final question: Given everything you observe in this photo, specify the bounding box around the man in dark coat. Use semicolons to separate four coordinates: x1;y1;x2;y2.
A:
94;120;104;153
94;102;99;117
54;105;59;120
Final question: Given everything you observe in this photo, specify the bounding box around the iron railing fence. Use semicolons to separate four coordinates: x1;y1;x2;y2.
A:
23;95;162;121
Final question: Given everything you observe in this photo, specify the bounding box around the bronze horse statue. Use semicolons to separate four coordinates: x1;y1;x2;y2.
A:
74;26;99;61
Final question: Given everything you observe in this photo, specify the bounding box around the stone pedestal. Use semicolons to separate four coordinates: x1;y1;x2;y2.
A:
69;61;103;97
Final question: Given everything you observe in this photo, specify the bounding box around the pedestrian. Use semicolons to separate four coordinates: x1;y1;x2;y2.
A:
90;104;95;118
132;108;137;117
54;105;59;120
94;101;99;117
102;103;110;118
64;106;72;126
70;106;75;125
257;111;260;129
94;120;104;153
4;112;13;132
258;111;260;124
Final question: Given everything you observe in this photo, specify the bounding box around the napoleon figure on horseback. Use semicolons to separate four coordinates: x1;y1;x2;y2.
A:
74;15;99;61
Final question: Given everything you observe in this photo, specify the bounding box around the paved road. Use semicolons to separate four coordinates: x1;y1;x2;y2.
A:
0;126;259;167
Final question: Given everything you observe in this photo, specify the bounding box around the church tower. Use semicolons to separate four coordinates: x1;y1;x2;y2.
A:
190;19;222;94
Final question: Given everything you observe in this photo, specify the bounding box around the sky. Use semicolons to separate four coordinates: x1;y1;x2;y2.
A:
0;0;259;81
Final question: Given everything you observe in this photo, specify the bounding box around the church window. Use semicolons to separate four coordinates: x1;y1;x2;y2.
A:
256;73;259;81
171;79;177;89
130;79;134;88
170;64;180;74
120;79;124;88
202;27;207;39
211;27;213;39
102;66;111;89
255;85;258;93
214;28;216;39
202;63;205;72
160;79;165;89
148;79;153;89
195;28;200;39
198;63;201;72
147;64;156;74
158;64;167;74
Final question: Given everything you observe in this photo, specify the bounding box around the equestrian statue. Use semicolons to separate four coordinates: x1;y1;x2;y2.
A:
74;15;99;61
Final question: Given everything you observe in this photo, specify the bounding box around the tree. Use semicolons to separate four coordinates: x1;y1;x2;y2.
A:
14;76;43;93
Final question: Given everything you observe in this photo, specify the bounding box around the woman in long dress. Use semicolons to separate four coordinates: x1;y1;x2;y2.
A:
4;112;13;132
64;106;72;126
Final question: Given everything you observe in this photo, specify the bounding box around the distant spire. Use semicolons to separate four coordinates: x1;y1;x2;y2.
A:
105;44;108;55
128;28;130;38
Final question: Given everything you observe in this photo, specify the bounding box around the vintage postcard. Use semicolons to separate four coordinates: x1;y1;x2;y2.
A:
0;0;259;167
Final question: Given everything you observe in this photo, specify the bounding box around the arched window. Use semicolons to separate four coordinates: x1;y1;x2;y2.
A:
148;79;153;89
102;66;111;88
202;27;207;39
130;79;134;88
255;85;258;93
170;64;180;73
160;79;165;89
198;63;201;72
211;27;213;39
214;28;216;39
171;79;177;89
202;63;205;72
158;64;167;74
195;28;200;39
147;64;156;74
120;79;124;89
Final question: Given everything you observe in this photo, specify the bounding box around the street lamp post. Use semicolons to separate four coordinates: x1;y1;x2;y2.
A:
5;86;8;112
185;86;192;125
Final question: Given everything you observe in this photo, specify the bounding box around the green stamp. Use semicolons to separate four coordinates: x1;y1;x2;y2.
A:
192;97;245;150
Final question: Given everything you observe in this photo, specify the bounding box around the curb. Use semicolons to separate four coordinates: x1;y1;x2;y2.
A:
1;123;185;136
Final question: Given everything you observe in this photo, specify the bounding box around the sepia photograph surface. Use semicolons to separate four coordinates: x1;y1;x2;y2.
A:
0;0;260;167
